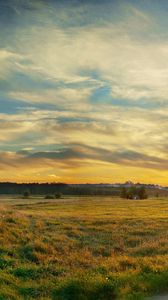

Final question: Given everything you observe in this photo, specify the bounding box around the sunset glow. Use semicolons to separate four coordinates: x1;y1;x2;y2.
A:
1;0;168;184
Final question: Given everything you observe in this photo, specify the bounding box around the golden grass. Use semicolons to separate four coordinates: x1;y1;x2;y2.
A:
0;196;167;299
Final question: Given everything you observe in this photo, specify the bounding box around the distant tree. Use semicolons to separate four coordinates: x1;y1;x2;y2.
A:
127;186;137;199
23;189;30;198
137;186;148;199
120;186;148;200
55;192;62;199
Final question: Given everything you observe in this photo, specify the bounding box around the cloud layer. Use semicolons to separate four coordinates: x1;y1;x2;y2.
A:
0;0;168;184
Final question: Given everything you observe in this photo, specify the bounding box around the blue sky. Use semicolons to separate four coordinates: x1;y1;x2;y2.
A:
0;0;168;183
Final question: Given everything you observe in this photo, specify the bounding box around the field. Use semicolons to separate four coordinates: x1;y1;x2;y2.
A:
0;196;168;299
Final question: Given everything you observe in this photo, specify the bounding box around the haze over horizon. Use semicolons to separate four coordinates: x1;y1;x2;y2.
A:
1;0;168;184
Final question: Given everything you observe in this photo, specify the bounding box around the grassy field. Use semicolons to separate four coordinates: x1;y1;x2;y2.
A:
0;196;168;299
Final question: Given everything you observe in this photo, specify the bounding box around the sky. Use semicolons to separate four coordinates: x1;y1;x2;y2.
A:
0;0;168;184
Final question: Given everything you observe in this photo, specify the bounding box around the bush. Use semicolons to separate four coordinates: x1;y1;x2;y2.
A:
45;194;55;199
0;258;13;269
19;245;38;263
52;278;116;300
0;295;6;300
23;190;30;198
13;267;40;280
19;287;43;298
55;192;62;199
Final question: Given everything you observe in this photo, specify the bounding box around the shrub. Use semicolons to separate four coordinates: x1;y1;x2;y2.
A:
52;278;116;300
55;192;62;199
13;267;40;280
0;258;13;269
45;194;55;199
5;217;16;224
23;190;30;198
19;245;38;263
0;296;6;300
19;287;43;298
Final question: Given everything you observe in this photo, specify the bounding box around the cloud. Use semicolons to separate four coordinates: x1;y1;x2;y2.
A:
1;1;168;183
9;87;93;111
6;7;167;106
0;103;168;157
0;49;22;79
0;142;168;176
2;2;166;105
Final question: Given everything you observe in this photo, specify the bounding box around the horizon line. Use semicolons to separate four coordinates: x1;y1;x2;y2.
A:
0;181;166;187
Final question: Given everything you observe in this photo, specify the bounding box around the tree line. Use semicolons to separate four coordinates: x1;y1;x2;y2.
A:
0;182;148;198
0;182;119;196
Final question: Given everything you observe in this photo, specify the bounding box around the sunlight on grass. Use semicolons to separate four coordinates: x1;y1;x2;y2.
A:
0;196;167;299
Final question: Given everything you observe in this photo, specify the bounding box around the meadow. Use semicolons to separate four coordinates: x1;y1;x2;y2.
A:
0;196;168;299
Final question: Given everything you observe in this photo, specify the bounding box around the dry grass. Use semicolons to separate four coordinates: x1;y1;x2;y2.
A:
0;196;168;299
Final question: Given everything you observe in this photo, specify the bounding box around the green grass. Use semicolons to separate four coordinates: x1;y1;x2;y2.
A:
0;196;167;299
